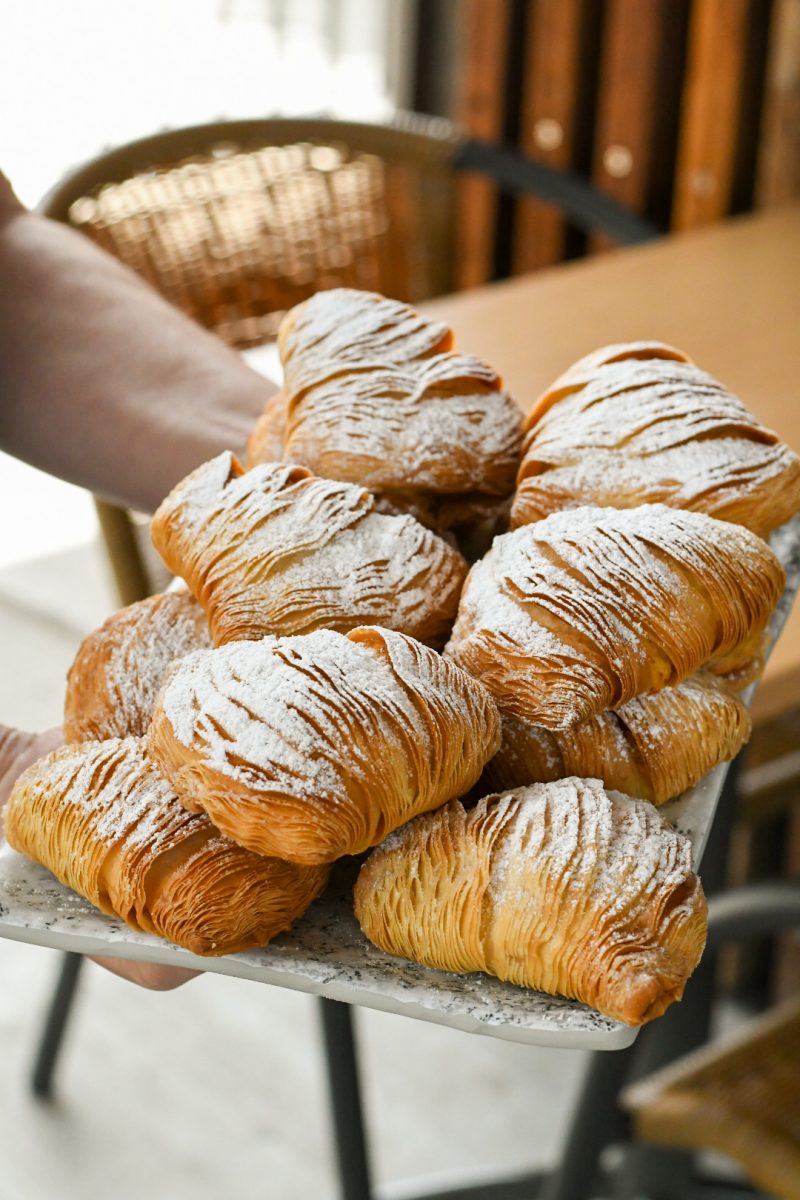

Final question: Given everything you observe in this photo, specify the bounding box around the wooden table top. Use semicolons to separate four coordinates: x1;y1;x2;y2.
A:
424;205;800;724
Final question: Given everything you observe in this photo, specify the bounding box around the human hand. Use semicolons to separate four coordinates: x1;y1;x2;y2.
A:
0;724;62;815
0;723;199;991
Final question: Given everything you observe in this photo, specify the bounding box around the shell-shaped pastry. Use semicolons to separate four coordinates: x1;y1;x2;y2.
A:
148;626;501;864
444;504;784;729
512;341;800;536
64;590;211;743
247;289;524;533
150;452;467;648
354;779;708;1026
277;288;453;392
4;738;328;956
482;672;752;805
279;354;523;500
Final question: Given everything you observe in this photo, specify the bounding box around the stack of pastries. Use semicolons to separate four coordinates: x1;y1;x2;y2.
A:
6;290;800;1029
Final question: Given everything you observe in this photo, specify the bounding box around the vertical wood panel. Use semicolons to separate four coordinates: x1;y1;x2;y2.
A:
513;0;587;272
589;0;669;251
672;0;752;229
757;0;800;207
454;0;513;288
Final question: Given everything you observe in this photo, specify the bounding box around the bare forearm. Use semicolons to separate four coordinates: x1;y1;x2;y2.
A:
0;194;275;513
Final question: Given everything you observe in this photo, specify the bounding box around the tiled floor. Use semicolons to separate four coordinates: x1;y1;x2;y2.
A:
0;529;589;1199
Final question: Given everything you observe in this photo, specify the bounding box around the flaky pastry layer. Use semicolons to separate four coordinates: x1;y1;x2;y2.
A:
151;452;467;648
4;738;327;956
512;341;800;536
64;590;211;743
354;778;708;1026
445;503;783;729
247;289;523;533
483;672;751;805
148;626;501;864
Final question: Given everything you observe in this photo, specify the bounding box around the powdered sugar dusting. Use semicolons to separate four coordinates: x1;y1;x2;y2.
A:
515;351;800;535
158;627;498;806
278;288;452;390
66;591;211;741
446;504;783;727
273;287;523;509
151;454;466;647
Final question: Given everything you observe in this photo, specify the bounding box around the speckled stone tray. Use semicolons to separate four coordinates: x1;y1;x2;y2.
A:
2;517;799;1052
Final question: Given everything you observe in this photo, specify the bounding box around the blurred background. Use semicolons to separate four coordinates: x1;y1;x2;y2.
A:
1;3;799;1198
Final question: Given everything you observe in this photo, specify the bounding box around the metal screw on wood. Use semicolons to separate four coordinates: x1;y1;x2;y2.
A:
533;118;564;152
689;167;717;196
603;144;633;178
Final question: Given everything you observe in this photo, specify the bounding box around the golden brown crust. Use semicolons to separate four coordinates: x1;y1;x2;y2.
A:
4;738;328;956
354;779;708;1026
247;290;525;532
64;591;211;744
482;672;752;805
512;341;800;536
445;504;784;729
147;627;501;864
150;452;467;648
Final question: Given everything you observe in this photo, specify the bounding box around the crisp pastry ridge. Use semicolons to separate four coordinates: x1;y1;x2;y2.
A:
148;626;501;864
4;738;328;956
482;671;752;805
354;777;708;1027
247;289;524;533
64;590;211;743
150;451;467;648
512;341;800;536
277;288;454;386
444;503;784;729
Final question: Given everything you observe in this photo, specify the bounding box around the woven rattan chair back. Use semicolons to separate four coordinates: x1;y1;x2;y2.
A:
623;997;800;1200
41;116;460;349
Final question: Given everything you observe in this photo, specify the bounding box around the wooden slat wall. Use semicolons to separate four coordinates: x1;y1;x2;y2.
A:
454;0;513;289
512;0;587;272
451;0;800;271
671;0;753;229
757;0;800;207
589;0;671;251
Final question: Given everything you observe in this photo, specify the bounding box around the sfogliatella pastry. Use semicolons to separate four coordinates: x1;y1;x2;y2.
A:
482;672;751;805
354;778;708;1026
248;289;524;533
4;738;328;956
151;452;467;648
64;590;211;743
512;341;800;536
148;626;501;864
445;504;784;729
278;287;454;381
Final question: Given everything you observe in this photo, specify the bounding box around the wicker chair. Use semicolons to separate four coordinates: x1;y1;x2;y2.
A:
623;998;800;1200
38;112;657;606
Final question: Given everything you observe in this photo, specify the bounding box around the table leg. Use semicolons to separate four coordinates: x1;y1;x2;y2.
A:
31;951;84;1099
318;996;373;1200
537;1045;634;1200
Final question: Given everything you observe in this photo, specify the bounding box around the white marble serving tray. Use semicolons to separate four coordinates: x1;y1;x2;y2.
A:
2;518;799;1052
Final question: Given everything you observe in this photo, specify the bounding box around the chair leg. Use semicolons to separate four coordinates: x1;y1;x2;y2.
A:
538;1044;635;1200
609;759;743;1199
31;952;84;1100
318;997;373;1200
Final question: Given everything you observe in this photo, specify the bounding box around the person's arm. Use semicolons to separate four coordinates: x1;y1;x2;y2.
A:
0;174;276;514
0;172;273;989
